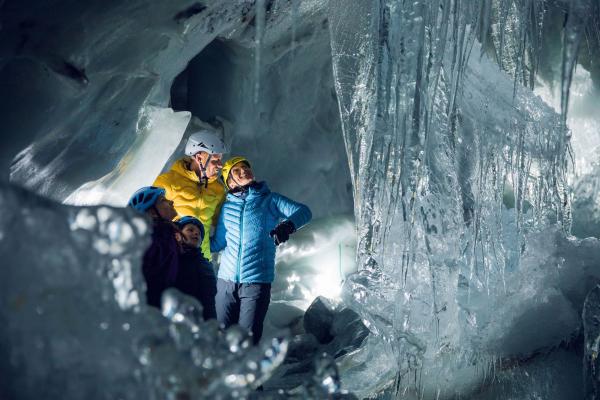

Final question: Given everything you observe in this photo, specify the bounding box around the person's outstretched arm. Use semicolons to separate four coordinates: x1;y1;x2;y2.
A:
271;193;312;230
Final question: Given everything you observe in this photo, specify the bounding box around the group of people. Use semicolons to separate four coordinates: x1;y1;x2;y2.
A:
128;128;312;344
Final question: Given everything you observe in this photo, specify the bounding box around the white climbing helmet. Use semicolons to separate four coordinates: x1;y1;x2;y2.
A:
184;129;227;156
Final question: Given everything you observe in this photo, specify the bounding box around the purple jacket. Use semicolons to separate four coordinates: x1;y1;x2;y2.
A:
142;220;180;308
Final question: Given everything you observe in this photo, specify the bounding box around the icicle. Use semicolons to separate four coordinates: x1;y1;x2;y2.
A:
560;0;591;124
478;0;492;56
254;0;266;104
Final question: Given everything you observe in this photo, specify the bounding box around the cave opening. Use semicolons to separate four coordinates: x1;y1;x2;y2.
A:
169;32;353;220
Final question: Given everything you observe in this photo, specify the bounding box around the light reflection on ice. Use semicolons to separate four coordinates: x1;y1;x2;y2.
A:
535;65;600;177
273;215;357;310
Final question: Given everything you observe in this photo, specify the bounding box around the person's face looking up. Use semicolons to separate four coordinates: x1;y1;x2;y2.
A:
194;151;223;179
228;162;255;189
153;195;177;221
181;224;202;247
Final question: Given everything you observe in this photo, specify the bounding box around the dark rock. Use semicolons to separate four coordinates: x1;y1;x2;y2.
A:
286;333;320;362
304;296;335;344
325;307;370;358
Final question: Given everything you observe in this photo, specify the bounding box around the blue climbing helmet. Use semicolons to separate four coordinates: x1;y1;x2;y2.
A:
128;186;166;213
175;216;205;239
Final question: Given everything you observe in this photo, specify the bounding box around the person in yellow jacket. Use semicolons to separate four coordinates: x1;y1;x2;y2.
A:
153;128;227;260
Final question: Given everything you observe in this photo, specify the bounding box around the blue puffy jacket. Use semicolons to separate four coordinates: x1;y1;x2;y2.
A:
210;181;312;283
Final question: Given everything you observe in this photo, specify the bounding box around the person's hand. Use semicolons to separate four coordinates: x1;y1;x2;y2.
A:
269;220;296;246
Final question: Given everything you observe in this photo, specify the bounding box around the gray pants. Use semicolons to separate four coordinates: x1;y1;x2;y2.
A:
215;279;271;345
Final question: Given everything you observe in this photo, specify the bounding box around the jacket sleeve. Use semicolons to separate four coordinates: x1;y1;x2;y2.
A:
210;208;227;252
212;195;225;226
142;238;165;278
143;224;178;282
270;193;312;230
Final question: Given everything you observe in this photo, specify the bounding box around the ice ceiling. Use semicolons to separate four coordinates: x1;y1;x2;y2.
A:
1;0;600;399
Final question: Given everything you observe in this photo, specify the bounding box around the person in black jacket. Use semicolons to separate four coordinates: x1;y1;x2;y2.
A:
128;186;180;308
175;216;217;320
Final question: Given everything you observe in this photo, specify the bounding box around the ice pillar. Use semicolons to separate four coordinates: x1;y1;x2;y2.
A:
328;0;571;395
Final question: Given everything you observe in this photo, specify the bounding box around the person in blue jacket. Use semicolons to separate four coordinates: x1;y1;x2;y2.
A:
211;156;312;344
174;216;217;320
128;186;180;308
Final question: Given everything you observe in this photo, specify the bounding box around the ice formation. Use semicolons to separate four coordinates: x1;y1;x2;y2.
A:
0;183;352;399
329;0;599;397
3;1;256;199
1;0;600;399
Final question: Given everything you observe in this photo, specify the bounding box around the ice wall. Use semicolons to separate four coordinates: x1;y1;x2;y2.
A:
2;0;351;217
328;0;600;397
2;0;255;200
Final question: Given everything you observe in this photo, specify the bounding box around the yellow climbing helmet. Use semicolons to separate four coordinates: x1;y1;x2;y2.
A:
221;156;251;188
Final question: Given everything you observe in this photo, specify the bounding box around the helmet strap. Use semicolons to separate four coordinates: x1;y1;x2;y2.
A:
229;174;243;190
197;153;212;189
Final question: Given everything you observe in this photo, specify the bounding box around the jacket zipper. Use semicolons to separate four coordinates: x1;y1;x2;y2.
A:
235;201;246;282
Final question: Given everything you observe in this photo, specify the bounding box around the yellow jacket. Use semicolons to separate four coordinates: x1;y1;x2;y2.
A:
153;158;226;260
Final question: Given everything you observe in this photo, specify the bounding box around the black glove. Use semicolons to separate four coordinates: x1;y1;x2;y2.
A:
269;220;296;246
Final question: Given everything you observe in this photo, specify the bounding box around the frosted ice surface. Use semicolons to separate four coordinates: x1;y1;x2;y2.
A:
0;183;153;399
65;106;191;207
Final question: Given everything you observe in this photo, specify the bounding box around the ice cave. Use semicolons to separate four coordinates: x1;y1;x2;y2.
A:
1;0;600;398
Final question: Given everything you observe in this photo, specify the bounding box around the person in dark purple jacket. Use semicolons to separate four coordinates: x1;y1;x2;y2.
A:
175;216;217;320
128;186;180;308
